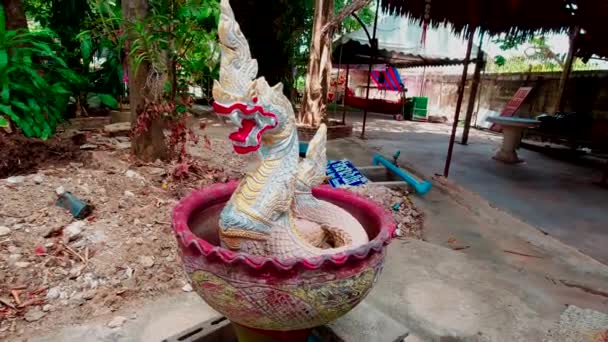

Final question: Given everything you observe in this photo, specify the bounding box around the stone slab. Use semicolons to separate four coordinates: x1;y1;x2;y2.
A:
328;301;409;342
104;122;131;137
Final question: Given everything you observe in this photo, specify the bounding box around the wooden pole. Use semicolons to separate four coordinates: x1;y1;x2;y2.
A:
556;26;579;113
443;28;475;178
461;35;485;145
342;64;350;124
420;66;427;96
360;0;380;139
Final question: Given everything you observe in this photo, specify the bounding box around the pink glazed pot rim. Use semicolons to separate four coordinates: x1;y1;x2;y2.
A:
172;181;396;271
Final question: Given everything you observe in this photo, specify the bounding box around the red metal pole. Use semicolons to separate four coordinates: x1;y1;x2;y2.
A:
360;0;380;139
443;28;476;178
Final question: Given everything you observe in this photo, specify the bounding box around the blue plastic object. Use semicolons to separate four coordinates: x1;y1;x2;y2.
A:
56;191;93;219
299;142;308;157
372;154;432;195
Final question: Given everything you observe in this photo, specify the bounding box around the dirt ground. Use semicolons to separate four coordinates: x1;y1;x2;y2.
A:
0;120;422;340
0;134;89;179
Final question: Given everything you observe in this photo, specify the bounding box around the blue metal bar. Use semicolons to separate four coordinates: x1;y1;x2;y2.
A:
373;154;432;195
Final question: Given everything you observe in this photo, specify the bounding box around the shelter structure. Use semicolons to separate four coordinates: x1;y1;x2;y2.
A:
378;0;608;177
332;14;485;135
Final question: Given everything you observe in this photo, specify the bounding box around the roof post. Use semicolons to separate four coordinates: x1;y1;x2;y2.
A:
443;26;476;177
556;25;579;113
461;32;485;145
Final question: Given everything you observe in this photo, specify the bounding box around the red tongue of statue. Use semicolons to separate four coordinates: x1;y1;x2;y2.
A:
229;119;256;143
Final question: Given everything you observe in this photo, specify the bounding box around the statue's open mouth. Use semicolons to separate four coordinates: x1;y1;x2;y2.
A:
212;101;278;154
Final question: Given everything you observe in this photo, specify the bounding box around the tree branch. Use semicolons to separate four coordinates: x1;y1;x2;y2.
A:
322;0;371;35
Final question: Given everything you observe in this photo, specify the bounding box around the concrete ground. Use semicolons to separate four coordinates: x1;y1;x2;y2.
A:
330;110;608;265
327;134;608;341
30;111;608;341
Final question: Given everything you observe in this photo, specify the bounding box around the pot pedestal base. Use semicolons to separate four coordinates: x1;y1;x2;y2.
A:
163;316;340;342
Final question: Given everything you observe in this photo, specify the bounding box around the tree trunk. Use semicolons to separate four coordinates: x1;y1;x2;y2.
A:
230;0;299;100
298;0;370;127
299;0;334;127
123;0;168;161
2;0;27;30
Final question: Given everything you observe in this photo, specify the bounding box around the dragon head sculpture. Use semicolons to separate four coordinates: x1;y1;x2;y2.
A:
212;0;295;154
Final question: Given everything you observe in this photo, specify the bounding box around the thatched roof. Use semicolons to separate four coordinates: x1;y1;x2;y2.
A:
381;0;574;37
575;1;608;60
333;15;484;68
380;0;608;58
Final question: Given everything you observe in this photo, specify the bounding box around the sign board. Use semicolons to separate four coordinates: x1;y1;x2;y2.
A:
326;160;368;188
490;86;533;132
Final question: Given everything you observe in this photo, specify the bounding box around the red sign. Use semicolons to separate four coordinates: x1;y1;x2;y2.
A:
490;87;533;132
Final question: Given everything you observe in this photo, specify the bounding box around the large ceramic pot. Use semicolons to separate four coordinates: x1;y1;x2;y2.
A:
172;181;395;333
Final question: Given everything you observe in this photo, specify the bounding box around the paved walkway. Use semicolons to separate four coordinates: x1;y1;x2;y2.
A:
332;111;608;265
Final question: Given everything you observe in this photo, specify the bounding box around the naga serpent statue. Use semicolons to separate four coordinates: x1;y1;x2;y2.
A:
172;1;395;335
212;0;368;259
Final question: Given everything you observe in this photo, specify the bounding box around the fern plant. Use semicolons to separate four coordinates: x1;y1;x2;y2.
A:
0;5;80;139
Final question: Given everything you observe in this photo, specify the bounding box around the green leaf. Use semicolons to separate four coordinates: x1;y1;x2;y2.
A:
0;116;8;128
0;6;5;37
81;32;93;62
0;104;15;118
27;98;42;117
0;50;7;71
10;100;29;113
1;84;9;103
21;121;34;137
41;125;52;140
96;94;118;108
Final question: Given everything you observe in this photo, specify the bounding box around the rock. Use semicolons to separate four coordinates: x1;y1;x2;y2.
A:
115;142;132;150
0;226;10;236
6;176;25;184
46;287;61;300
108;316;127;328
15;261;30;268
428;115;448;123
9;254;21;262
82;289;97;300
55;186;66;195
122;266;134;280
24;307;46;322
124;190;135;197
42;304;53;312
182;283;193;292
104;122;131;137
139;256;155;268
69;289;95;306
33;174;44;184
64;221;86;241
125;170;144;180
69;264;86;278
7;245;21;253
69;296;85;307
79;144;98;150
42;225;64;238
